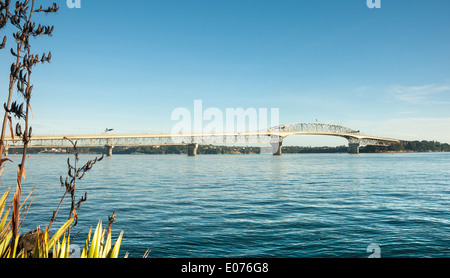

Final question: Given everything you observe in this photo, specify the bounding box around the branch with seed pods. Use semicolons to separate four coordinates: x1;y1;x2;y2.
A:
0;0;58;248
48;138;104;232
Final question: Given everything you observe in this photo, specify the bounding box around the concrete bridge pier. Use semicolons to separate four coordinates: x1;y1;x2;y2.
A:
271;140;283;156
3;146;8;157
105;145;114;157
187;143;198;157
349;143;360;154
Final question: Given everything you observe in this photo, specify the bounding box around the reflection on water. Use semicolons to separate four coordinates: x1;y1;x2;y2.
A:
1;152;449;258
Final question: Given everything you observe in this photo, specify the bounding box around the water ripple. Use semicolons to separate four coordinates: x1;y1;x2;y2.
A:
1;153;449;257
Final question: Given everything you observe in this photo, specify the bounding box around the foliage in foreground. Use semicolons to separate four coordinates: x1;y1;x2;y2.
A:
0;189;124;258
0;1;145;259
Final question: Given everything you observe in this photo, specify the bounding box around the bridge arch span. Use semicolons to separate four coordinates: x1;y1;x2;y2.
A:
3;122;403;156
266;122;402;155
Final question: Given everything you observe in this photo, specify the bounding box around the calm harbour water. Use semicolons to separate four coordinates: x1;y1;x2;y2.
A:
2;152;449;258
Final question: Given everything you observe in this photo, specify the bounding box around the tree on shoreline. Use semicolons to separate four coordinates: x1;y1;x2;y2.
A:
361;141;450;153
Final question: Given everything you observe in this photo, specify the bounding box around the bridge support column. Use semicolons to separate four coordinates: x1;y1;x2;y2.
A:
349;143;360;154
271;140;283;156
188;143;198;157
105;145;114;157
3;146;8;157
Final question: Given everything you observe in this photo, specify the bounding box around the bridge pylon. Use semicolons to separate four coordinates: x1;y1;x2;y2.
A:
188;143;198;157
271;140;283;156
349;142;360;154
105;145;114;157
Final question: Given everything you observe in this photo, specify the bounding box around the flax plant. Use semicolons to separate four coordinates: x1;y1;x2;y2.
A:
0;1;8;50
0;0;58;250
0;1;126;258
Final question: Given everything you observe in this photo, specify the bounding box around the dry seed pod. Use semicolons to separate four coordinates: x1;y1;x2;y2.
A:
0;36;6;49
15;122;22;136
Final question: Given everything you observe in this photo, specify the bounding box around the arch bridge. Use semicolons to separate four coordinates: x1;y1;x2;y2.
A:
4;122;405;156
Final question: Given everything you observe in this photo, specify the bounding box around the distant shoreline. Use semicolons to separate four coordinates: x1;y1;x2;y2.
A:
11;151;450;156
8;141;450;156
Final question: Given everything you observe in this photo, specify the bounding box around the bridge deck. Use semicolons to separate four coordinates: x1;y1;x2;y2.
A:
4;130;401;148
2;122;404;150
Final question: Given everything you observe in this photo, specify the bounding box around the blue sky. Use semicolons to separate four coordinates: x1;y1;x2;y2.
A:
1;0;449;146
